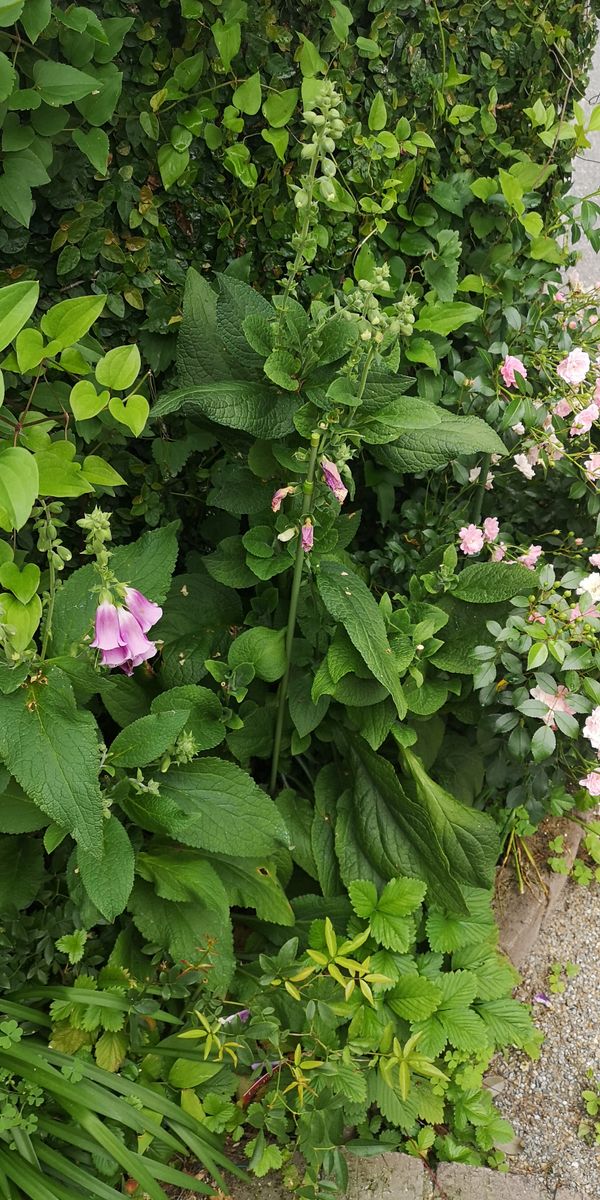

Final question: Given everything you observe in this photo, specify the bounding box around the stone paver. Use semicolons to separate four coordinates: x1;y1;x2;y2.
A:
435;1162;550;1200
569;32;600;283
345;1152;430;1199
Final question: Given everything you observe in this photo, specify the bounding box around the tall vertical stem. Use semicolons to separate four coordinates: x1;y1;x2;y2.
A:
471;453;491;525
270;431;321;795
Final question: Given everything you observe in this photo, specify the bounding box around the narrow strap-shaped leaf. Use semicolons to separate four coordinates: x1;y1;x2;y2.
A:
0;1147;63;1200
34;1141;123;1200
64;1105;168;1200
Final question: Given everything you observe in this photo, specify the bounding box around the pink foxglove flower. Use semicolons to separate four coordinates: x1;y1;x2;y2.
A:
514;453;535;480
584;453;600;482
123;587;162;634
321;459;348;504
579;770;600;797
490;542;506;562
530;684;575;729
483;517;499;543
518;544;542;569
91;601;124;652
554;398;572;418
458;524;484;555
271;485;294;513
301;521;314;552
583;706;600;752
116;607;157;674
569;402;599;437
556;347;590;384
500;355;527;387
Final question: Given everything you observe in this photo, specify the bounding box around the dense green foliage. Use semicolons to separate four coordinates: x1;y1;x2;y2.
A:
0;2;599;1197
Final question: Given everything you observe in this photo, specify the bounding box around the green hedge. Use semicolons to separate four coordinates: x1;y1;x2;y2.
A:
1;0;598;371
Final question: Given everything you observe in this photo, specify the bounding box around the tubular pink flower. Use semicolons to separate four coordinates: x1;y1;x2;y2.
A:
321;459;348;504
458;524;484;555
271;485;294;513
91;601;125;651
117;607;157;669
124;587;162;633
482;517;499;543
499;355;527;388
556;348;590;384
301;521;314;552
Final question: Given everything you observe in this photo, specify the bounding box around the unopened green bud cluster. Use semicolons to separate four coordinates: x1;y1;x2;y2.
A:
340;264;417;345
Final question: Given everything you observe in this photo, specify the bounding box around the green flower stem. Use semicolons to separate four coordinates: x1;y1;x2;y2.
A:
471;453;491;525
40;550;56;663
270;430;321;795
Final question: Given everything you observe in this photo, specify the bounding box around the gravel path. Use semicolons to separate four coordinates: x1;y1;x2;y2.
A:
495;879;600;1197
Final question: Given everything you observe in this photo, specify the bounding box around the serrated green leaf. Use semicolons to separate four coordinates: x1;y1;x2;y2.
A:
77;816;134;921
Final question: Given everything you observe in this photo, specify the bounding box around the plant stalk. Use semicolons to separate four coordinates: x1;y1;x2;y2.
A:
471;453;491;525
270;431;321;795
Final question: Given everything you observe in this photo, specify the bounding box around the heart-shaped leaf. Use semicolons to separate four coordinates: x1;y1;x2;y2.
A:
72;127;109;174
109;394;149;437
0;447;39;530
0;562;40;604
0;593;42;651
95;344;141;391
15;328;45;372
70;380;110;421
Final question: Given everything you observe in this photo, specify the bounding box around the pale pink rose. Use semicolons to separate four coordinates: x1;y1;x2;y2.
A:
528;611;546;625
468;467;481;483
512;421;525;435
483;517;499;543
554;398;572;418
590;315;598;326
557;348;590;384
577;573;600;604
584;453;600;482
527;445;540;465
544;432;564;463
579;770;600;796
568;603;600;621
594;378;600;403
554;291;566;302
519;544;543;569
491;454;502;465
589;553;600;567
500;355;527;388
459;524;484;555
530;684;576;729
271;485;295;513
301;521;314;552
570;402;599;437
568;320;578;330
542;413;554;432
490;542;506;562
583;706;600;751
514;453;535;480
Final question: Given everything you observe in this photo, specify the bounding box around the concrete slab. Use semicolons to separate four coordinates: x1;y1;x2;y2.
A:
344;1152;429;1199
569;35;600;284
435;1162;548;1200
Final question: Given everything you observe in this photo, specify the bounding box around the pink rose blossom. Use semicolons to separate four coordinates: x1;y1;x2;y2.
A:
556;348;590;384
583;706;600;751
512;421;525;435
514;453;535;480
518;544;543;569
589;553;600;567
123;587;162;634
527;445;540;465
500;355;527;388
301;521;314;552
579;770;600;796
590;315;598;326
271;485;295;513
528;611;546;624
569;402;599;437
554;292;566;302
483;517;500;543
459;524;484;555
594;378;600;404
554;398;572;418
321;459;348;504
568;320;578;330
584;453;600;482
530;684;576;729
568;602;600;621
491;542;507;561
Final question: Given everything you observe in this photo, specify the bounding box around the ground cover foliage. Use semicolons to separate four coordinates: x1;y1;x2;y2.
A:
0;1;600;1196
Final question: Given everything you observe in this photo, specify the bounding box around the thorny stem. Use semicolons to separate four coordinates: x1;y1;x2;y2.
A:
270;431;321;795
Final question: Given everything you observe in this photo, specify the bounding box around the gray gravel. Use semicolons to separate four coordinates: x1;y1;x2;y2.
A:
494;880;600;1196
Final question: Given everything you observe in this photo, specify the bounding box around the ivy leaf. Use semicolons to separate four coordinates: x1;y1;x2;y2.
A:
211;19;241;69
0;280;39;352
72;127;109;174
77;816;135;921
41;295;106;353
20;0;51;42
0;51;16;102
316;560;406;718
368;91;387;131
232;71;262;115
33;61;98;105
0;447;39;529
262;88;298;127
157;143;189;189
